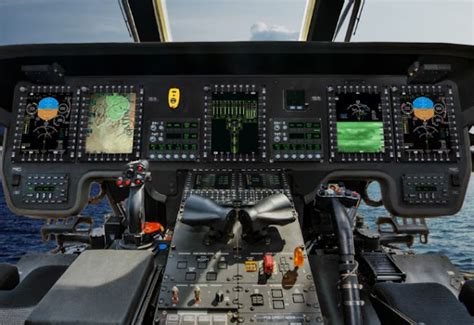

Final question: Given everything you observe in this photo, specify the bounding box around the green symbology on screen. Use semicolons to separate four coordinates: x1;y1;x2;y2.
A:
336;121;384;153
105;94;130;122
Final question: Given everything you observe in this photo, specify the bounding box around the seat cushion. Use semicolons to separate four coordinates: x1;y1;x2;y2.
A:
0;263;19;290
372;282;473;325
0;265;67;308
460;280;474;316
26;250;153;325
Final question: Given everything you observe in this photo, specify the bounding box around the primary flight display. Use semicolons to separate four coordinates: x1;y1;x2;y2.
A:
17;90;75;161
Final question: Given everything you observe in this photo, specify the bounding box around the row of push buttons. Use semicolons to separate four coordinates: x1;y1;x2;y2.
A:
274;153;322;160
165;314;227;325
150;153;197;160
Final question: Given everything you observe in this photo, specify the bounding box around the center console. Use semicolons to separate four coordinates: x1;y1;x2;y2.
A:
156;169;322;324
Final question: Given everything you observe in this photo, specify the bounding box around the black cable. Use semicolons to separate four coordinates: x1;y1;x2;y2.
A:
332;198;363;325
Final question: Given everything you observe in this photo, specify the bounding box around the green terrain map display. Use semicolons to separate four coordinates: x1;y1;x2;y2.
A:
336;121;384;153
85;93;136;154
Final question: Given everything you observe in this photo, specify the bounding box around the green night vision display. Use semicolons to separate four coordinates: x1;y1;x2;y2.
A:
336;121;384;153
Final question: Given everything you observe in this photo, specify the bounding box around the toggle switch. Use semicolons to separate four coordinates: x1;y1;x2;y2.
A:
171;286;179;304
215;290;224;304
294;246;305;268
194;286;201;304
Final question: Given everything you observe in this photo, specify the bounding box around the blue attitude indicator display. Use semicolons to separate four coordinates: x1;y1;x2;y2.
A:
400;94;451;152
20;93;72;156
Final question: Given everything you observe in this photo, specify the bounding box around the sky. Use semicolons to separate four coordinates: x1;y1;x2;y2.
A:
0;0;473;45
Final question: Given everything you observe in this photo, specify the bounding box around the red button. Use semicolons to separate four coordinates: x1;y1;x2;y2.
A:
135;179;142;185
125;179;131;186
116;178;123;186
137;165;143;172
263;253;274;275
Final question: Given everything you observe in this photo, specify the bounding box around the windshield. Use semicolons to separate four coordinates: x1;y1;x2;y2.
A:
1;0;473;45
0;0;132;45
335;0;474;45
164;0;309;41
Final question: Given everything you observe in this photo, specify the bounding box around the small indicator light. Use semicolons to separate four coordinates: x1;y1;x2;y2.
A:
124;179;132;186
245;261;257;272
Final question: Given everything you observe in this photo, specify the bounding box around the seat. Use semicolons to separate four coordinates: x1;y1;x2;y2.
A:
26;250;153;325
0;265;67;308
0;265;67;324
460;279;474;316
371;282;474;325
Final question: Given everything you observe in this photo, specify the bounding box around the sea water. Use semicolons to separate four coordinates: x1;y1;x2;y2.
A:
0;181;472;271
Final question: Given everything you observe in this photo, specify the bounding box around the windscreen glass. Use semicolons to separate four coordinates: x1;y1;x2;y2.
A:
334;0;474;45
164;0;308;41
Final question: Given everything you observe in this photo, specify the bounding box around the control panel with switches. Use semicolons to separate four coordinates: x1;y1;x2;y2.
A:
402;173;450;205
147;119;200;161
155;170;323;324
19;173;69;205
270;119;323;162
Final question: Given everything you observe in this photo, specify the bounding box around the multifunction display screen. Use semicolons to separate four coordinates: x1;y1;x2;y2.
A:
334;92;385;153
400;95;451;153
84;93;137;154
210;91;259;156
19;93;73;156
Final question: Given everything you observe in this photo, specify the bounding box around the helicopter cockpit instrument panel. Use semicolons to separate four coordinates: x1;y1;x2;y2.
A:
0;43;471;220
